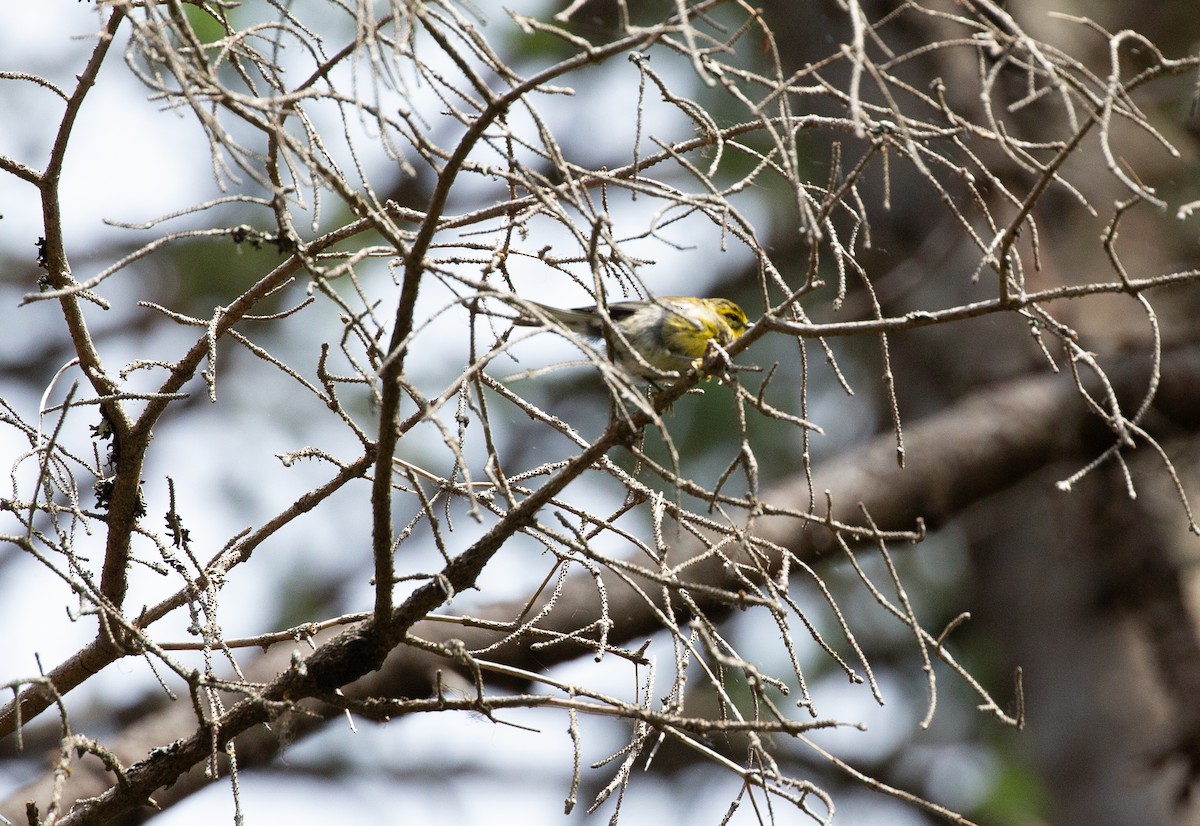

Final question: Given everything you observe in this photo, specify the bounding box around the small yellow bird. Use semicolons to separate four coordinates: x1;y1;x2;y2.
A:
512;296;749;378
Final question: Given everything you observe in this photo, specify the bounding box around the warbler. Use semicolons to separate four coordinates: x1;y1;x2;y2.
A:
512;296;749;378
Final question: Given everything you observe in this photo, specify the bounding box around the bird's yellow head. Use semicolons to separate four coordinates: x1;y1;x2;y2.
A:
707;298;749;342
660;297;749;361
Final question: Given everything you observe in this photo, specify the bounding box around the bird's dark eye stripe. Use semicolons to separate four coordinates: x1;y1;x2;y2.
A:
719;307;746;328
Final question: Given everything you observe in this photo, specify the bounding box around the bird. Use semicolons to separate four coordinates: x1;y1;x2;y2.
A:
511;296;748;378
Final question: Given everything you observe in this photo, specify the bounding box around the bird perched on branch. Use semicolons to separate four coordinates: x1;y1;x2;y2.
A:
511;296;748;378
